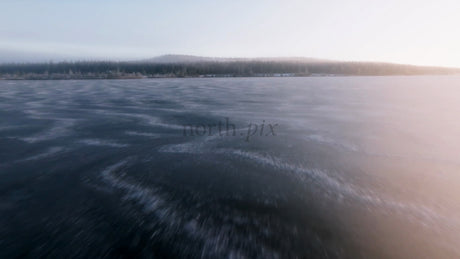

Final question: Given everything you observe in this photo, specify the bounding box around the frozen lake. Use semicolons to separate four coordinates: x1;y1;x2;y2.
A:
1;76;460;258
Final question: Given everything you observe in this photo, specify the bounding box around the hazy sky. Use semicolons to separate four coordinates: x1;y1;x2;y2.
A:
1;0;460;66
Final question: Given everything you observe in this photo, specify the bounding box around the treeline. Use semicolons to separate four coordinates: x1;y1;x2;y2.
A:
0;61;459;79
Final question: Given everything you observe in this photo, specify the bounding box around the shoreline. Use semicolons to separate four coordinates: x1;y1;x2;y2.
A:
2;73;460;81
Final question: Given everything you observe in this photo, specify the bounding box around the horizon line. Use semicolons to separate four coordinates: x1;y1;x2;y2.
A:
1;54;459;70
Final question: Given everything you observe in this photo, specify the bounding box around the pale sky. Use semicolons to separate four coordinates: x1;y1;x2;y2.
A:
1;0;460;67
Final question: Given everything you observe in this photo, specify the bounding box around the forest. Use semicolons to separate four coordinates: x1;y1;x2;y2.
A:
0;60;459;79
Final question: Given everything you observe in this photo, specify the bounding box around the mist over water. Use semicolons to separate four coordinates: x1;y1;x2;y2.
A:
1;77;460;258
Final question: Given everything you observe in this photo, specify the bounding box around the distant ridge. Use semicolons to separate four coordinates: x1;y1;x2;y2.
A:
141;54;218;63
141;54;330;64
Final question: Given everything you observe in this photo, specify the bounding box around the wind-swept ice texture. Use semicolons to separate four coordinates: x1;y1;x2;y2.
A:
1;77;460;258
